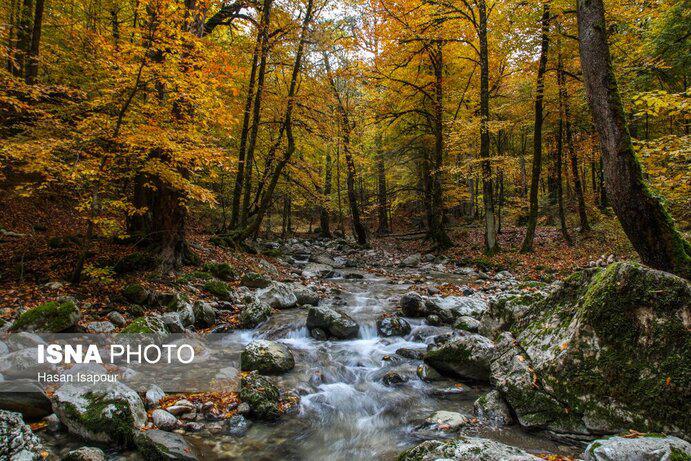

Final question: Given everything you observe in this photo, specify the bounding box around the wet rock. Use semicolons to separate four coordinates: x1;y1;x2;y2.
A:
145;384;165;407
152;409;178;431
377;315;411;337
85;321;115;333
239;372;281;421
584;435;691;461
416;364;444;382
398;437;540;461
490;263;691;438
227;414;251;437
160;312;185;333
135;429;198;460
396;348;425;360
424;333;495;382
176;302;195;328
0;410;44;460
400;253;421;268
166;400;195;418
382;371;407;386
473;390;513;427
454;315;481;333
63;446;106;461
107;311;126;327
306;305;359;339
422;410;472;431
51;381;147;445
425;314;442;326
256;282;298;309
399;292;427;317
302;263;336;279
0;380;52;419
192;301;216;327
240;272;271;289
310;327;327;340
344;273;364;280
11;298;80;332
293;284;320;306
241;340;295;375
238;300;272;328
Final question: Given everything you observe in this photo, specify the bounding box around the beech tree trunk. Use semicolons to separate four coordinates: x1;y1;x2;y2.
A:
25;0;43;83
319;149;333;238
556;95;572;245
521;1;551;253
375;131;390;235
577;0;691;278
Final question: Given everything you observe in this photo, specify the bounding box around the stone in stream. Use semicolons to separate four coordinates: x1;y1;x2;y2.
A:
238;300;272;328
424;333;496;382
396;348;425;360
240;272;272;289
376;315;411;337
306;305;359;340
256;282;298;309
421;410;472;431
239;372;281;421
63;446;106;461
489;262;691;439
0;380;52;420
51;381;147;445
398;437;541;461
301;262;336;279
583;435;691;461
152;409;179;431
400;253;422;268
0;410;45;460
11;298;80;332
293;284;320;306
240;340;295;375
399;292;428;317
145;384;165;407
192;301;217;327
134;429;199;461
416;364;444;382
454;315;481;333
85;321;116;333
226;414;251;437
381;371;407;386
473;390;513;427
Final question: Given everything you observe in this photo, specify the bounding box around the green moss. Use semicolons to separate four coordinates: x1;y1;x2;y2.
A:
62;395;137;446
120;316;166;334
177;270;213;284
122;283;149;304
261;248;283;258
670;448;691;461
11;299;79;332
203;280;232;299
114;252;156;274
202;262;235;281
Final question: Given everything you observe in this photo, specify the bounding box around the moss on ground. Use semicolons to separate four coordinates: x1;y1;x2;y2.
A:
11;299;79;332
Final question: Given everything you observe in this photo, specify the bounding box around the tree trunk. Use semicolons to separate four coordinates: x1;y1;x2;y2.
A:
577;0;691;278
521;1;551;253
479;0;498;255
556;94;572;245
25;0;43;83
319;149;333;238
375;131;390;235
15;0;33;77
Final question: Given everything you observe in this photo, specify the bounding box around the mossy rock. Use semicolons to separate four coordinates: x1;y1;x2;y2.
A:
119;316;167;335
260;248;283;258
240;272;271;289
11;299;80;332
134;429;198;461
203;280;232;300
177;270;213;284
202;262;236;281
114;252;156;274
239;372;281;421
122;284;150;305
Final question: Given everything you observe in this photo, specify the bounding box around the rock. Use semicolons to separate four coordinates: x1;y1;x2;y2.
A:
377;315;411;337
202;280;232;300
114;252;156;274
238;300;272;328
310;327;327;340
5;332;45;350
192;301;216;327
51;381;147;445
202;262;235;281
584;435;691;461
0;380;52;419
122;283;150;305
422;410;472;431
135;429;198;460
63;447;106;461
344;273;364;280
426;314;442;326
416;364;444;382
396;348;425;360
11;298;80;332
301;263;336;279
382;371;406;386
240;272;271;289
145;384;165;407
399;292;427;317
400;253;422;268
240;340;295;375
0;410;44;460
176;302;195;327
474;390;513;427
398;437;540;461
152;409;178;431
0;347;55;379
293;285;320;306
239;372;281;421
256;282;298;309
424;333;495;382
160;312;185;333
85;321;115;333
309;253;337;266
120;316;168;336
306;305;359;339
454;315;481;333
227;414;251;436
107;311;126;327
490;263;691;438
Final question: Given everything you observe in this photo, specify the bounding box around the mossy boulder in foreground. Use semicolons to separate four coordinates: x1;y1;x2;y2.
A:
239;371;281;421
489;262;691;440
398;437;540;461
11;298;80;332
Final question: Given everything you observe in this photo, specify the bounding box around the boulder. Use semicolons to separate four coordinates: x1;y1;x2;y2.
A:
382;371;406;386
0;410;44;460
293;285;320;306
202;280;232;300
160;312;185;333
400;253;422;268
454;316;481;333
120;316;168;336
63;447;106;461
122;284;150;305
256;282;298;309
240;272;271;289
301;263;336;279
398;437;540;461
152;409;178;431
240;340;295;375
86;321;116;333
376;315;411;337
422;410;472;431
192;301;216;327
145;384;165;407
51;382;146;445
0;380;52;420
306;305;359;339
202;262;235;281
134;429;198;460
399;292;427;317
238;300;272;328
489;263;691;439
239;372;281;421
107;311;127;327
226;414;251;437
473;390;513;427
584;435;691;461
11;298;80;332
416;364;444;382
424;333;496;382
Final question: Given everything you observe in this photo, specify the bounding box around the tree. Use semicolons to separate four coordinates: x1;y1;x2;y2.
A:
577;0;691;278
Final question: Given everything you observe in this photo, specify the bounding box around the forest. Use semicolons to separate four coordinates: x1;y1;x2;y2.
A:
0;0;689;460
